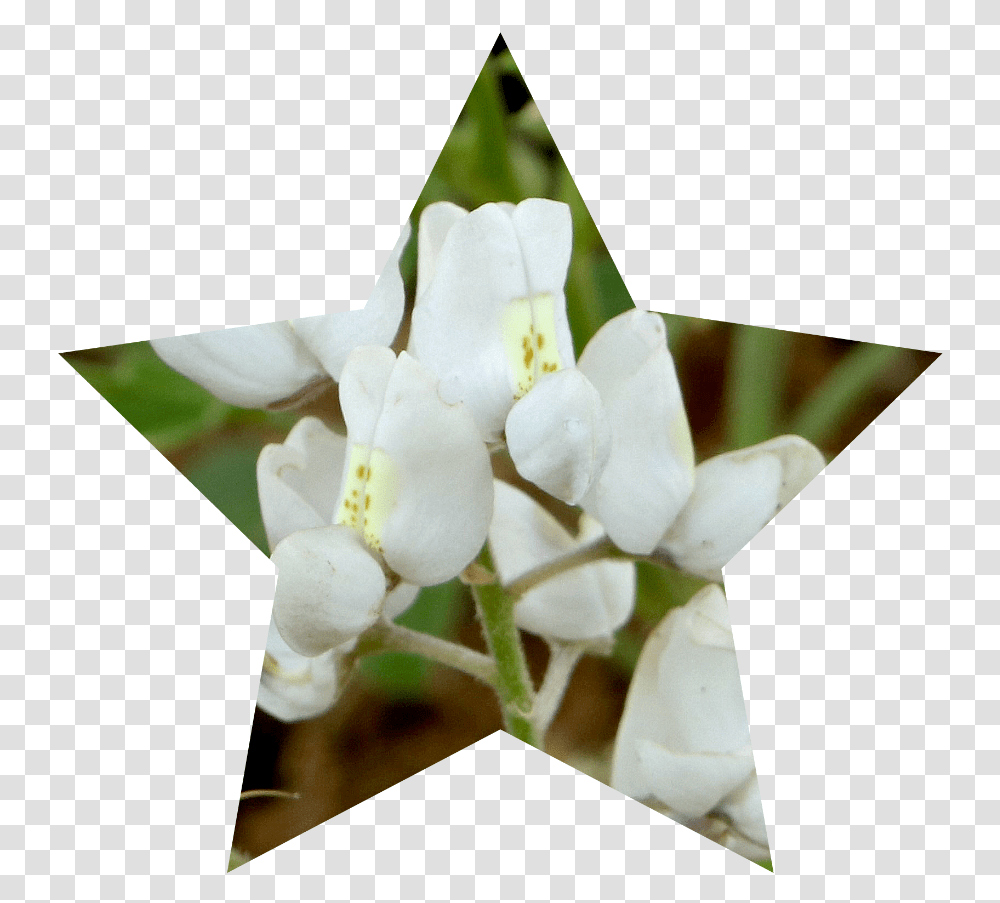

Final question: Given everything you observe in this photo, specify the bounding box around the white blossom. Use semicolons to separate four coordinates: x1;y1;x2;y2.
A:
257;591;418;722
289;224;411;381
503;367;611;505
559;308;824;573
150;223;410;408
257;617;345;722
487;480;635;642
257;415;348;552
408;199;576;442
611;584;768;856
150;320;329;410
268;347;493;657
334;346;494;585
576;308;696;555
659;434;826;582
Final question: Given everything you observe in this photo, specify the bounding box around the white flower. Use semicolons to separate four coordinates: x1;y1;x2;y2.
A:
257;617;344;722
713;774;771;860
575;308;696;555
270;524;391;656
256;578;418;722
289;224;411;381
407;199;576;442
487;480;635;642
150;223;410;408
504;367;611;505
267;347;493;657
507;306;826;572
333;346;494;584
659;434;826;582
610;584;768;856
257;415;349;551
150;320;330;409
256;413;423;631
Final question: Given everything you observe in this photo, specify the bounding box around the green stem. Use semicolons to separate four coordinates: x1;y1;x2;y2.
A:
472;580;541;747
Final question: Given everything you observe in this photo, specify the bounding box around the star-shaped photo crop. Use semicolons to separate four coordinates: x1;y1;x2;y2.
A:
63;36;939;872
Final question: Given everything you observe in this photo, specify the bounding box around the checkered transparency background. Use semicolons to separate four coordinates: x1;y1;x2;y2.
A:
2;1;996;901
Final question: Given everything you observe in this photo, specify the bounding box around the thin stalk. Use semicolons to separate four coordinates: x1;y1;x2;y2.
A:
504;536;683;599
353;620;498;689
533;642;587;741
472;580;541;747
504;536;620;598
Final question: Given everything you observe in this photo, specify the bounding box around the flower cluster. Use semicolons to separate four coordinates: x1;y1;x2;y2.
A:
152;198;825;861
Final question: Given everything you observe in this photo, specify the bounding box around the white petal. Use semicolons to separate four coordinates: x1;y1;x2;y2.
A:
256;618;344;722
611;584;753;813
718;772;770;851
408;203;530;439
508;198;576;367
381;581;421;621
577;309;695;554
408;200;575;441
373;352;495;586
488;480;635;641
652;586;749;753
634;741;756;819
509;198;574;301
256;416;348;551
290;222;411;380
151;321;327;409
334;348;494;585
710;826;771;864
505;368;611;504
415;202;468;299
271;525;387;657
338;345;397;447
661;434;826;581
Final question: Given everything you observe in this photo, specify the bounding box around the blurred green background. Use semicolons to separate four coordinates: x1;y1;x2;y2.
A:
64;38;938;867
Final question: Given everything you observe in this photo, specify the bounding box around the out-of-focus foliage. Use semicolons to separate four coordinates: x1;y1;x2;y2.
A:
64;340;300;557
65;340;230;453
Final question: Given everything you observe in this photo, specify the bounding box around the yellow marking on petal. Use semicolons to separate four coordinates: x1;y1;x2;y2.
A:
501;296;536;399
530;293;563;377
335;443;397;555
501;292;564;399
